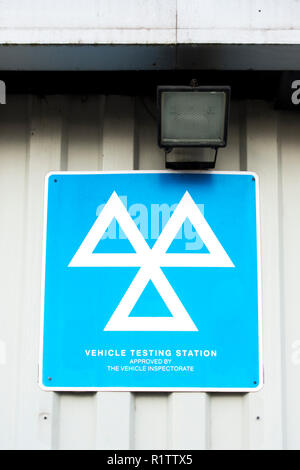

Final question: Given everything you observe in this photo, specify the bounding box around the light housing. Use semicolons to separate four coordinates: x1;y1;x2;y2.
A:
157;85;230;169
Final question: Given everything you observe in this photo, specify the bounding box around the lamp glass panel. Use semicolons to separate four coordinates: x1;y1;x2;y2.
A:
161;91;226;146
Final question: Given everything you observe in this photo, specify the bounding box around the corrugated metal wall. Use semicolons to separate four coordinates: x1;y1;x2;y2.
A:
0;94;299;450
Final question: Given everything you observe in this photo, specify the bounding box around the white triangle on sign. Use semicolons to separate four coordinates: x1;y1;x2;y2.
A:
104;266;198;331
69;191;149;268
152;191;234;268
69;191;234;331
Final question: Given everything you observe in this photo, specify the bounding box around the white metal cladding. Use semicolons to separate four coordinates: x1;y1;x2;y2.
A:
0;94;299;450
1;0;300;44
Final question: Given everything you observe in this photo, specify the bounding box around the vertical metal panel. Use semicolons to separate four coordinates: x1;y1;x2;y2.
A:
278;111;300;449
0;95;29;450
0;95;299;449
245;101;284;450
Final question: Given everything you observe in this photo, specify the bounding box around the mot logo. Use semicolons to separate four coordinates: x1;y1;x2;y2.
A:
291;80;300;105
0;80;5;104
40;172;262;391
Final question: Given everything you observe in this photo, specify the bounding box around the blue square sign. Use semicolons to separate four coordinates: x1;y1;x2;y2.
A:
40;171;262;391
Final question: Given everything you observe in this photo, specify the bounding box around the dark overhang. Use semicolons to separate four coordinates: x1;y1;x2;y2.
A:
1;44;300;72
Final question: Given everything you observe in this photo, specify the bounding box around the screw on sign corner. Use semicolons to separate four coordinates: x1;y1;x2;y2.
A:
54;179;58;183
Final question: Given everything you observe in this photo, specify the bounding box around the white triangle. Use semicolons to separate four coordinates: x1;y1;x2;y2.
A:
104;266;198;331
69;191;150;267
152;191;235;268
69;191;234;331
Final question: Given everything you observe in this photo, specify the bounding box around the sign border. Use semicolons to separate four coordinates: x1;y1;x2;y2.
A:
39;170;263;392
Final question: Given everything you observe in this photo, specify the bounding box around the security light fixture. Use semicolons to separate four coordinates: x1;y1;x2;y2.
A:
157;85;230;169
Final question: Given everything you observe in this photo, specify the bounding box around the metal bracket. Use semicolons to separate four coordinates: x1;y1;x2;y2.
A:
165;147;219;170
